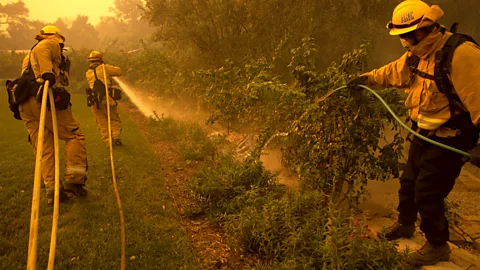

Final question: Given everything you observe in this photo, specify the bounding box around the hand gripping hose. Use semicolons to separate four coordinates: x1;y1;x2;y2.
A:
103;64;126;270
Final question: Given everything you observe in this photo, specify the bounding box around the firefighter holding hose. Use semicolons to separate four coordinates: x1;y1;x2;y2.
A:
85;51;123;147
348;0;480;265
18;25;88;205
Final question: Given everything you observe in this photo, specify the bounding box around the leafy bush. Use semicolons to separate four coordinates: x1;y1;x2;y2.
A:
187;155;412;269
148;113;187;141
280;39;406;205
108;20;409;267
178;38;410;268
148;113;221;162
120;37;406;206
194;56;305;133
178;125;219;162
187;156;279;221
226;191;411;269
0;51;26;79
182;39;406;205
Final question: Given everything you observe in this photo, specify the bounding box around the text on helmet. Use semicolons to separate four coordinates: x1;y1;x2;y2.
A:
401;12;414;24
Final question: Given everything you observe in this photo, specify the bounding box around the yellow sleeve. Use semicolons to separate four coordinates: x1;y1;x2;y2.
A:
364;52;411;88
85;69;93;89
451;42;480;127
105;64;122;77
21;55;29;75
30;40;60;78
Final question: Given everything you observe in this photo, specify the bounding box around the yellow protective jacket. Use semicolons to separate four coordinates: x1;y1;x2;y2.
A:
364;27;480;133
86;63;122;90
21;34;68;87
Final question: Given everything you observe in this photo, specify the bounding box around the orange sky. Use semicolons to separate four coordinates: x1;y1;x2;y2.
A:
2;0;115;25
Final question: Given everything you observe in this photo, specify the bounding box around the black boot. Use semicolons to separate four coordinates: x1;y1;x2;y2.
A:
46;187;70;206
113;138;123;147
64;183;88;197
378;222;415;241
407;241;450;266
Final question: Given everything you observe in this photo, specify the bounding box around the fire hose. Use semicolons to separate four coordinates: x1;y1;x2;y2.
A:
265;85;472;158
27;67;127;269
27;81;61;270
356;85;471;158
103;64;126;270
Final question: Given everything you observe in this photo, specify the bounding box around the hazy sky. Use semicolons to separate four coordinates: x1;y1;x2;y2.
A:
2;0;115;25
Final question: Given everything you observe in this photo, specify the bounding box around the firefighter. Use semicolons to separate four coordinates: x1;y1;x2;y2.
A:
19;25;88;205
349;0;480;266
85;51;123;147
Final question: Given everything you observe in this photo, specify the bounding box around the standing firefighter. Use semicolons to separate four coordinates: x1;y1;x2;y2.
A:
349;0;480;266
18;25;88;205
85;51;123;146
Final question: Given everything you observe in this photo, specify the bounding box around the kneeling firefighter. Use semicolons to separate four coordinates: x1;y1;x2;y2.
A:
348;0;480;266
85;51;123;146
12;25;88;205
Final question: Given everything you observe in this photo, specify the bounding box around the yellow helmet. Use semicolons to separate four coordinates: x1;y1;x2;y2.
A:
387;0;432;36
40;25;62;35
88;50;103;61
39;25;65;41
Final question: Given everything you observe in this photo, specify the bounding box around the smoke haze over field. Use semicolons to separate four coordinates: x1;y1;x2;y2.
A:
0;0;479;77
0;0;151;51
1;0;114;25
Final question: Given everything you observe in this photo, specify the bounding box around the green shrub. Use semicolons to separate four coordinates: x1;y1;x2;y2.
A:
187;155;411;269
281;40;406;204
226;191;411;269
187;156;280;221
178;125;219;162
183;39;406;205
0;51;26;79
111;26;409;268
148;113;187;141
148;113;221;162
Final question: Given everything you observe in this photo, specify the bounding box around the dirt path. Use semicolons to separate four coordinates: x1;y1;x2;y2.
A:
124;104;258;269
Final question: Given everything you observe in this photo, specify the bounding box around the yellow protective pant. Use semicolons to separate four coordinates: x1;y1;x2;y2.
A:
19;97;88;192
92;98;122;145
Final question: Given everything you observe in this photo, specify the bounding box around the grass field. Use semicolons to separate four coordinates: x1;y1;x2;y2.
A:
0;87;196;269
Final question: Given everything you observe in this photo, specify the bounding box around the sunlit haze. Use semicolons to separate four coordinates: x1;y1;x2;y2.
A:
2;0;115;25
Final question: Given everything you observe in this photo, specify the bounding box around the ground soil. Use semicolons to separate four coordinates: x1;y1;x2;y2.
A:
124;104;260;269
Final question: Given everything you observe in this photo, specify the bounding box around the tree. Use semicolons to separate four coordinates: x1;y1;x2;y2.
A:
111;0;145;23
143;0;480;71
67;15;99;49
94;0;152;52
0;1;35;50
143;0;380;68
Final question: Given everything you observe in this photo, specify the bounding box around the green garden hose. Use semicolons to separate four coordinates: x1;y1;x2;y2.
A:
262;84;471;159
352;84;471;158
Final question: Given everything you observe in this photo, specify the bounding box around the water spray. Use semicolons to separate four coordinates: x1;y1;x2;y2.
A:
113;77;156;118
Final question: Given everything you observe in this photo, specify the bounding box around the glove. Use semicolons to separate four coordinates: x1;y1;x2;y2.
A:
42;73;56;86
9;104;21;120
347;76;368;89
470;145;480;168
